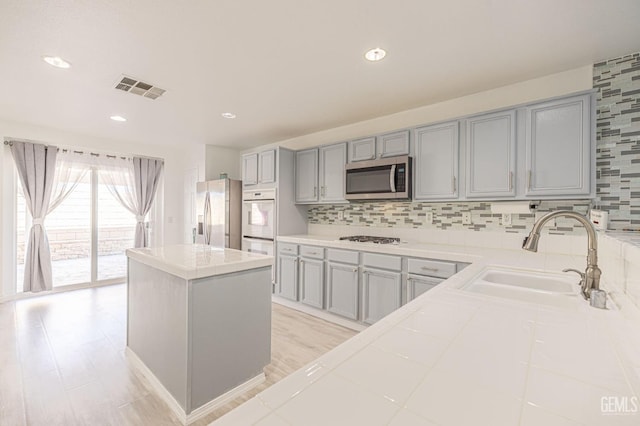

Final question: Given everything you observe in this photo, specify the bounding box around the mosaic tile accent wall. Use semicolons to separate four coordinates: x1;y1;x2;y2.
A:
308;201;592;235
593;52;640;230
308;52;640;235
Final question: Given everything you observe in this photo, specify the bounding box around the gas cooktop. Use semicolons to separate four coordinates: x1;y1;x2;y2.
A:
339;235;400;244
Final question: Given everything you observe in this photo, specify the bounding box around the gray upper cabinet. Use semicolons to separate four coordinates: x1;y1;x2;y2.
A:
348;131;410;162
349;137;376;162
378;130;410;159
465;110;516;198
524;94;592;197
241;153;258;186
295;143;346;204
242;149;276;186
319;143;346;202
295;149;319;203
414;121;460;200
258;149;276;184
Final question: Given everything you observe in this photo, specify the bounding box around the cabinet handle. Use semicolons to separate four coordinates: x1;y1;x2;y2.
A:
421;267;438;272
509;171;513;191
321;186;326;197
314;186;317;197
283;248;292;252
352;268;358;273
308;251;318;255
452;176;457;193
300;259;304;264
527;170;532;190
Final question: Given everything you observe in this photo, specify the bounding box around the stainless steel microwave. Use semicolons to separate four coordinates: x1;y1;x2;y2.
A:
345;155;412;200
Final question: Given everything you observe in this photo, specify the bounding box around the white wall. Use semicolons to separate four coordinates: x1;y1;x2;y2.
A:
205;145;241;181
0;118;189;298
273;66;594;151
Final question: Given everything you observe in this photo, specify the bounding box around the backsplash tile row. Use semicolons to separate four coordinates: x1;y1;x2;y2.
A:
594;52;640;229
308;201;592;235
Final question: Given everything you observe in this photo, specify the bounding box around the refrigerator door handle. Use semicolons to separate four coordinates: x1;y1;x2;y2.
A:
203;191;211;245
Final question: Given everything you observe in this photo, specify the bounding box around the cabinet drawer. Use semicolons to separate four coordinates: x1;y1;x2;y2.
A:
407;258;456;278
327;248;359;265
300;245;324;259
362;253;401;271
278;242;298;256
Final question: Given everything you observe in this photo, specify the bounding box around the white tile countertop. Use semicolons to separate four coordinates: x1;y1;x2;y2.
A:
211;232;640;426
125;244;273;280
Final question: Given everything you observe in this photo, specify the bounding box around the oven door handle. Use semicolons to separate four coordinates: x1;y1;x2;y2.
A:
389;164;396;193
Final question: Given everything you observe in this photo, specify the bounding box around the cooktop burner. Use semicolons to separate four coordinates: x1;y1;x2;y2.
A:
339;235;400;244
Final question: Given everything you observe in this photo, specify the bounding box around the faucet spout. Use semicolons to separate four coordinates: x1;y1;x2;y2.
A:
522;210;601;301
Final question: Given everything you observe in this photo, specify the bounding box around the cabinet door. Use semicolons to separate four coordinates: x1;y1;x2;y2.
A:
326;262;359;320
348;137;376;162
378;130;410;158
525;94;592;197
300;258;324;309
407;275;441;302
242;153;258;186
277;255;298;301
465;110;516;198
258;149;276;184
414;122;459;200
295;149;319;203
362;268;401;325
319;143;346;202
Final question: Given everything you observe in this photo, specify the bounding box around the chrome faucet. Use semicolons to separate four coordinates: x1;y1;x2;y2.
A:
522;210;603;304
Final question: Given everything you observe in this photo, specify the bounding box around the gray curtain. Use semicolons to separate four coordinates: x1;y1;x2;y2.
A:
10;141;57;292
133;156;163;248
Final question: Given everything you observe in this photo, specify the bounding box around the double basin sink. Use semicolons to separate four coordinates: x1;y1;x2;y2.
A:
461;267;584;308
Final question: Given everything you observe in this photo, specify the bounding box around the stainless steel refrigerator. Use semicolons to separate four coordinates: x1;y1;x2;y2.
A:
195;179;242;249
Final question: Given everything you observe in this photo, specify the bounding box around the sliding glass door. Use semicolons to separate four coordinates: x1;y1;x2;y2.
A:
15;167;135;292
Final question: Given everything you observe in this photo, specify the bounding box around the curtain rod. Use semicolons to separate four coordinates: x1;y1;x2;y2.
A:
4;140;164;163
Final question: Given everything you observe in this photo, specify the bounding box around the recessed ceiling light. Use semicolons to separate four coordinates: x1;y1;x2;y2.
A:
364;48;386;62
110;115;127;122
42;56;71;69
221;112;236;119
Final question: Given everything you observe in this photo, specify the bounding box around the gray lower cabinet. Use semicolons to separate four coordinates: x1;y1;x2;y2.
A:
326;261;359;320
362;267;402;325
277;254;298;301
407;274;441;302
300;258;324;309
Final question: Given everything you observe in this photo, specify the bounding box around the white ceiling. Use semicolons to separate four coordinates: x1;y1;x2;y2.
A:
1;0;640;149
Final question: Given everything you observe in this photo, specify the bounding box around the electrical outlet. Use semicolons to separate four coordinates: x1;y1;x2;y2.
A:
501;213;512;226
425;211;433;224
462;211;472;225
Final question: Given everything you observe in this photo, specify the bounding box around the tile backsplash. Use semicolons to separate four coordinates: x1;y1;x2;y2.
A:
308;201;592;235
593;52;640;230
308;51;640;235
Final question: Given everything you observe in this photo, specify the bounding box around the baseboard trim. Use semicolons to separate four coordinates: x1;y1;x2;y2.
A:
1;279;125;304
126;347;265;424
271;296;367;332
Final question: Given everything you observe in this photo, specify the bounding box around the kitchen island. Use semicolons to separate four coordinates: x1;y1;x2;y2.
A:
125;244;273;424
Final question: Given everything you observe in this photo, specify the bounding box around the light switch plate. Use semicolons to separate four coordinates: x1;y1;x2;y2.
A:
462;211;472;225
425;211;433;224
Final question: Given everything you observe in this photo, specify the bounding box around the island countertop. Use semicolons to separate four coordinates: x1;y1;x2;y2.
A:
126;244;273;280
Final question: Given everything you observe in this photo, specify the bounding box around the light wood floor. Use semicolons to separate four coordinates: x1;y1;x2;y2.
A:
0;284;357;426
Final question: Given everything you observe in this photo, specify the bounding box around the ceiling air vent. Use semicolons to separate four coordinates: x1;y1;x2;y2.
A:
114;75;166;100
